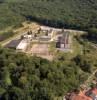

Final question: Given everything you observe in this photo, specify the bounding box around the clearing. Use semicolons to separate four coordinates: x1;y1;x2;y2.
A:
29;43;53;60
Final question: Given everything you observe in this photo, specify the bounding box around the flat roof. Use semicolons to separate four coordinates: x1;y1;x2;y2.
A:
5;39;21;48
16;40;28;50
41;26;62;32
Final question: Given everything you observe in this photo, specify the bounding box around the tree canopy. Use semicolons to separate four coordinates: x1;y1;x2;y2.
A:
0;47;90;100
0;0;97;30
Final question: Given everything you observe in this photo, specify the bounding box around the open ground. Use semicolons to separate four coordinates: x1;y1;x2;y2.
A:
29;43;53;60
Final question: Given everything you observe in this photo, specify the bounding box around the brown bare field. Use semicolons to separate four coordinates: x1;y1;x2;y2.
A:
30;43;53;60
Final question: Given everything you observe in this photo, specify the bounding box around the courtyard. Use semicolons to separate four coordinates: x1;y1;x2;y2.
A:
30;43;53;60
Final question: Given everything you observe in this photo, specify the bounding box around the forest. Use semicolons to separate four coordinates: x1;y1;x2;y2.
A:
0;0;97;100
0;0;97;30
0;46;94;100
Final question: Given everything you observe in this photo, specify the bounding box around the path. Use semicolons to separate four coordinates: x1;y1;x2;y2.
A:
81;69;97;88
0;22;40;46
0;31;26;46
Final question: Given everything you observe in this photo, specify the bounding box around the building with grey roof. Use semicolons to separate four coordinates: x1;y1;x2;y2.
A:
56;32;72;52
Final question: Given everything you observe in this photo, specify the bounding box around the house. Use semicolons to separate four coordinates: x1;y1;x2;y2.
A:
16;39;29;52
66;88;97;100
69;91;92;100
85;88;97;100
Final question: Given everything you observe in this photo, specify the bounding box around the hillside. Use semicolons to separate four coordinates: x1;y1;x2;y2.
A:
0;0;97;30
0;47;87;100
1;1;97;99
0;33;97;99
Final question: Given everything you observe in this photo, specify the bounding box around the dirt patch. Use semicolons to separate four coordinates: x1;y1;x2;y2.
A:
30;43;53;60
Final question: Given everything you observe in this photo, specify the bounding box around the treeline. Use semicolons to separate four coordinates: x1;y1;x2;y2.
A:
78;27;97;43
0;0;97;30
0;31;14;42
0;47;91;100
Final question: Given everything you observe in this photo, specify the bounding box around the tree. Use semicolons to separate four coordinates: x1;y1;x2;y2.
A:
88;27;97;40
74;55;93;73
8;87;24;100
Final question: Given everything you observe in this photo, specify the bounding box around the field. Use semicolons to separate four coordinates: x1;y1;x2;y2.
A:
30;43;53;60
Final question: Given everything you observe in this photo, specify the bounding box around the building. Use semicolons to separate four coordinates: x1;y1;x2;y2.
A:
40;26;62;32
16;39;29;52
56;32;71;52
23;34;32;40
66;88;97;100
39;28;54;42
5;39;21;49
69;91;92;100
